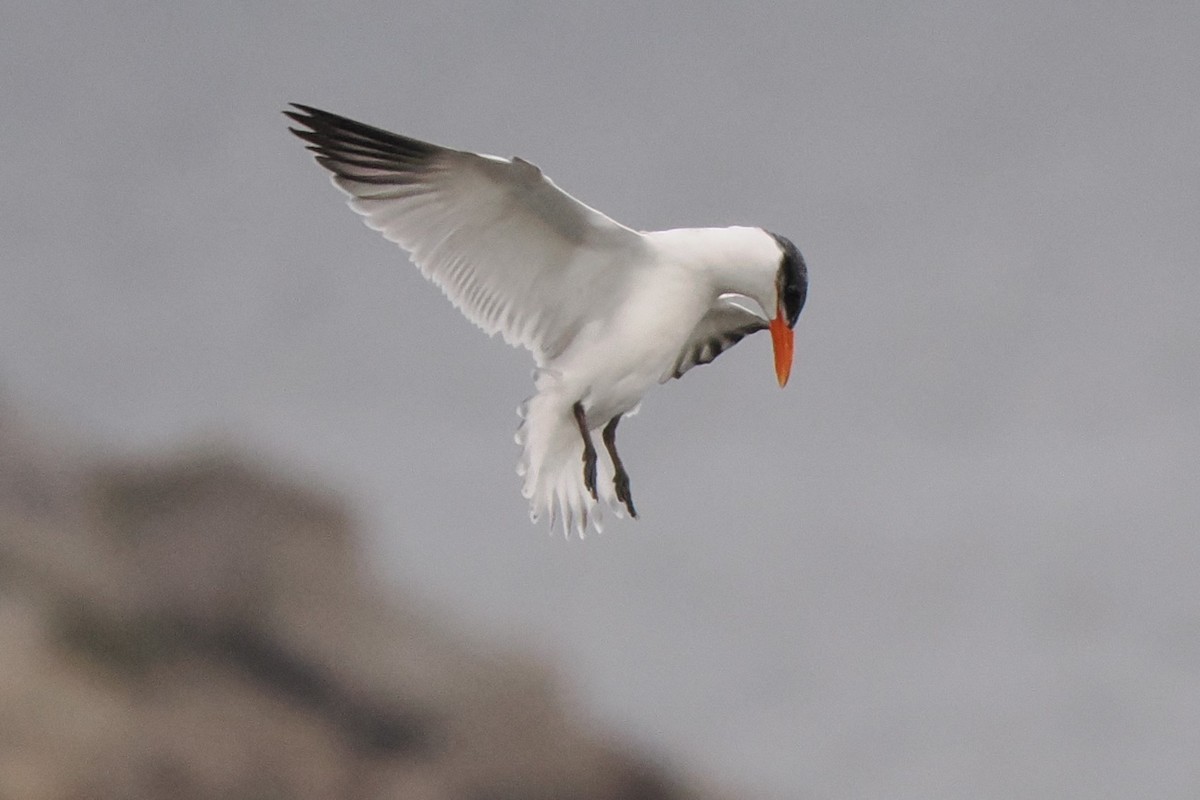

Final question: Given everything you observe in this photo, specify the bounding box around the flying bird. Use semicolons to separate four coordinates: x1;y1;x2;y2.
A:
286;104;807;537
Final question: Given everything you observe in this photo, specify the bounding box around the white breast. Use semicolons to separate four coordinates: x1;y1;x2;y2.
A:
549;260;713;426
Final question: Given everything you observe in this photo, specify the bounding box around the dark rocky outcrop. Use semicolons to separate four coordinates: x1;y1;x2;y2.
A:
0;405;713;800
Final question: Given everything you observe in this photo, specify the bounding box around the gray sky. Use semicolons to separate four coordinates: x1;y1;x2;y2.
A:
3;2;1199;797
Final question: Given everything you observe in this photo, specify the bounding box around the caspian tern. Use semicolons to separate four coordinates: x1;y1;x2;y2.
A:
286;104;807;537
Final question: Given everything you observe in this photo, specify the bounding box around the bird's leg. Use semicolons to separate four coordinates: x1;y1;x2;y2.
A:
602;416;637;518
572;402;599;500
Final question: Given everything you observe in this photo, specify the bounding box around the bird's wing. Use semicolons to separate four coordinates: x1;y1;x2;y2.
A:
663;295;768;381
286;104;646;362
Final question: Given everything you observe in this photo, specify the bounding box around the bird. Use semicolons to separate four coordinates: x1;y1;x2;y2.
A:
285;104;807;537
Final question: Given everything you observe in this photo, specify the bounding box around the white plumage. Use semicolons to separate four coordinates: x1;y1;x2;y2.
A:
287;105;807;537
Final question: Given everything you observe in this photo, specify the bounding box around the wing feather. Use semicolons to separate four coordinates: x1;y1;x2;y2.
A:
286;104;646;362
664;296;768;381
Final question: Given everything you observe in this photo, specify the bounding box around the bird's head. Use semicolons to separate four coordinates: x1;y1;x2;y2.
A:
764;231;807;387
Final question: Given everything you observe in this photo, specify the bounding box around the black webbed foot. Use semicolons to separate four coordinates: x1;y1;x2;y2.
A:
613;465;637;518
582;451;598;500
602;415;637;518
573;402;599;500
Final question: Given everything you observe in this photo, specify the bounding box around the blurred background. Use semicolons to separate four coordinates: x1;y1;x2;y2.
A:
2;2;1198;798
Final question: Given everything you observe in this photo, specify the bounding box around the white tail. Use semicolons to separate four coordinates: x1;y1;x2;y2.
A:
514;371;622;537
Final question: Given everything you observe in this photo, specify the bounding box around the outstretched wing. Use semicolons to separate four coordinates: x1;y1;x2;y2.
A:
663;296;768;381
286;104;647;362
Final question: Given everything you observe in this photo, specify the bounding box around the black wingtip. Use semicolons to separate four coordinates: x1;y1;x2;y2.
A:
286;102;321;117
282;104;442;164
283;104;317;135
284;104;348;131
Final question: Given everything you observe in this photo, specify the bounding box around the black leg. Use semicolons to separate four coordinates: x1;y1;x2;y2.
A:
602;416;637;518
573;402;598;500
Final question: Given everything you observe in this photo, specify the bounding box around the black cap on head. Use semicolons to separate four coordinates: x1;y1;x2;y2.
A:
765;231;808;327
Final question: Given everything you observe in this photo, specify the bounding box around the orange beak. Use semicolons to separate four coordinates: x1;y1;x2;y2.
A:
769;308;794;388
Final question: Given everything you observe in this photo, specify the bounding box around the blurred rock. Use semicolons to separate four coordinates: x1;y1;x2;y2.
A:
0;404;713;800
